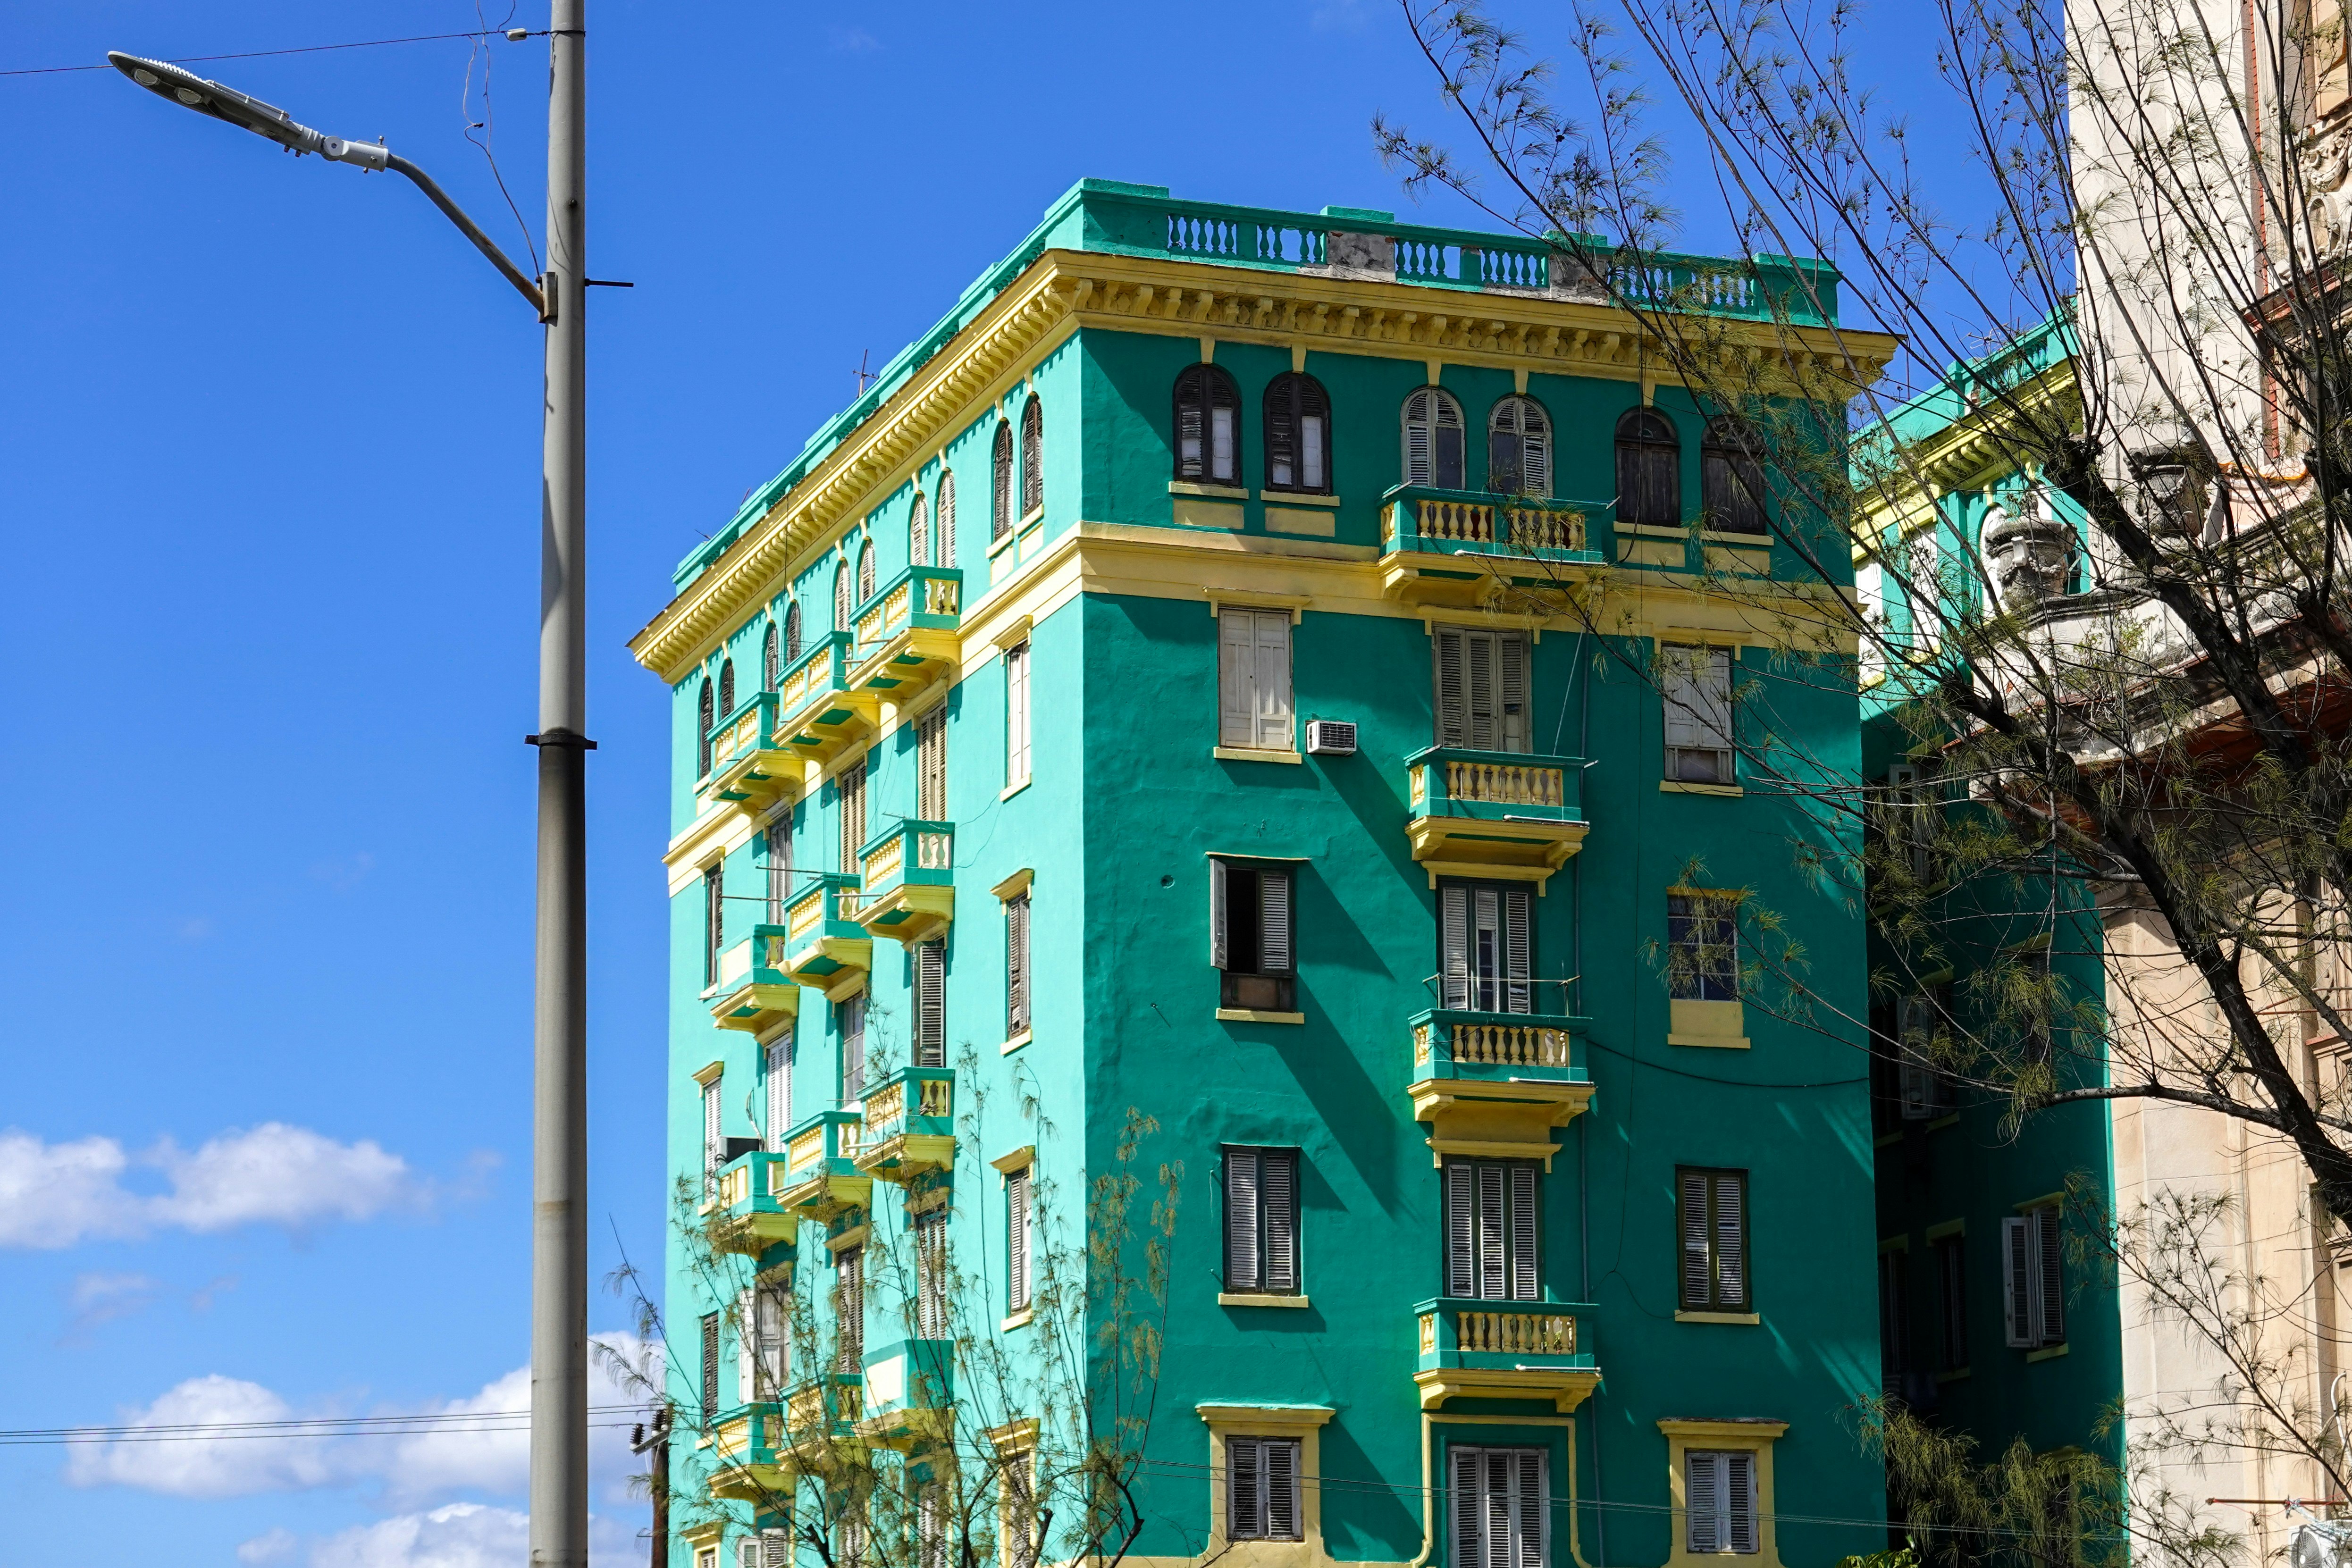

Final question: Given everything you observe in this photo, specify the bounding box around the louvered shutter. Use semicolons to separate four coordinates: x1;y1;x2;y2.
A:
1441;885;1471;1010
742;1538;761;1568
756;1277;789;1395
911;493;930;567
1465;632;1496;747
766;1040;792;1153
720;661;736;723
1524;407;1552;498
738;1287;756;1404
1489;411;1522;495
837;1245;863;1369
1472;887;1501;1012
1176;368;1206;478
1226;1149;1262;1290
1477;1165;1507;1300
1008;1166;1032;1309
700;1312;722;1415
917;1207;948;1339
840;996;865;1103
1405;390;1435;486
1212;402;1237;485
1006;893;1030;1033
706;867;725;986
1663;653;1704;750
1509;1166;1538;1299
1503;889;1532;1015
765;810;790;922
784;601;802;661
1726;1452;1757;1552
1512;1451;1546;1568
764;1530;793;1568
1266;1439;1300;1539
1436;629;1468;746
1260;869;1293;973
763;625;780;691
858;545;875;605
834;564;850;631
1714;1174;1747;1308
1680;1171;1712;1308
1450;1448;1482;1568
938;471;958;568
1219;612;1257;747
1254;612;1293;751
918;706;948;821
993;423;1014;538
1498;637;1530;754
2034;1207;2065;1345
1302;410;1327;490
1268;376;1298;488
698;680;715;774
2002;1216;2033;1346
1230;1438;1264;1538
916;940;945;1067
704;1079;723;1174
1686;1451;1723;1552
1446;1162;1477;1297
1699;649;1734;746
917;1491;945;1568
1020;397;1043;515
1264;1151;1299;1293
1434;397;1466;490
1210;858;1231;969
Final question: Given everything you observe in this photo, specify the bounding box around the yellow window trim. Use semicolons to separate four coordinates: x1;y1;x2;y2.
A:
990;1145;1036;1174
1218;1293;1312;1308
1214;746;1304;764
2015;1191;2065;1213
1660;781;1743;797
1205;587;1310;623
1217;1009;1307;1025
1195;1404;1336;1565
1879;1235;1910;1253
1658;1418;1789;1568
990;613;1033;651
1171;481;1250;500
691;1060;726;1088
1674;1311;1761;1325
1256;490;1341;507
991;868;1035;900
1925;1218;1966;1241
827;1223;871;1254
1000;1030;1032;1056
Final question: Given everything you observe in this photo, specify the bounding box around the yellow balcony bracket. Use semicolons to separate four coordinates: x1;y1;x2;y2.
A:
1410;1078;1593;1170
1412;1365;1601;1413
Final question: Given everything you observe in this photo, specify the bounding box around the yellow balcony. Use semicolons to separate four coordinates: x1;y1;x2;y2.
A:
771;1110;871;1221
848;566;963;705
1408;1008;1593;1170
708;1402;797;1498
850;1066;956;1185
1405;746;1588;891
855;1337;956;1451
704;925;800;1036
707;1149;800;1258
852;819;955;944
698;690;800;816
786;1373;864;1439
1413;1299;1599;1411
1378;486;1603;606
782;873;872;1001
775;631;881;770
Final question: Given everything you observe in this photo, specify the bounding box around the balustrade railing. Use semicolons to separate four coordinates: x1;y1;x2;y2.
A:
1380;486;1596;559
1411;1008;1584;1078
1457;1309;1577;1354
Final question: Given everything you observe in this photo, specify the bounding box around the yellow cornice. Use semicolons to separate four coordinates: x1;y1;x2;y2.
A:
630;247;1898;680
1854;358;2082;545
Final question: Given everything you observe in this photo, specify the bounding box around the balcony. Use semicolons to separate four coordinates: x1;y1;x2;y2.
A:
1409;1008;1593;1170
857;1337;956;1449
705;925;800;1036
707;1149;800;1258
1413;1299;1599;1411
850;1066;956;1185
699;690;799;815
709;1402;795;1499
1378;486;1604;606
785;1372;864;1439
852;819;955;944
781;872;872;1001
774;632;881;769
848;566;964;704
772;1109;872;1221
1405;747;1588;889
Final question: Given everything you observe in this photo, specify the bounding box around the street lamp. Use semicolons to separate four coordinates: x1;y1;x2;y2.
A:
109;14;594;1568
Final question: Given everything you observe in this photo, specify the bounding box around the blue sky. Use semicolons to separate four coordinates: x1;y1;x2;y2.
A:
0;3;1971;1562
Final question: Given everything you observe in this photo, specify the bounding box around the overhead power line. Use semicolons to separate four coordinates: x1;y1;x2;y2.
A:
0;29;537;79
0;1403;650;1446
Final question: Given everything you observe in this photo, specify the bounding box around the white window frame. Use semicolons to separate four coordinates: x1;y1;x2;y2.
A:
1444;1159;1541;1301
1005;640;1032;788
1662;643;1735;784
1223;1145;1302;1295
1683;1448;1758;1555
1005;1161;1034;1316
1449;1444;1548;1568
1218;607;1295;753
764;1037;793;1153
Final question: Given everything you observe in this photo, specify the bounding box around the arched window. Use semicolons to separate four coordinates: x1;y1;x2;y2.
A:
834;562;851;630
1401;387;1466;490
991;422;1015;542
909;492;930;568
696;678;714;775
1702;418;1768;535
937;471;958;568
783;600;803;662
1264;372;1332;494
1487;396;1552;497
1020;394;1044;517
857;539;876;604
1615;409;1680;528
1173;365;1241;485
762;623;780;691
718;659;736;721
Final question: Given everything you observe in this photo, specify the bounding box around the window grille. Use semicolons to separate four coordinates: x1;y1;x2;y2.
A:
1666;893;1739;1001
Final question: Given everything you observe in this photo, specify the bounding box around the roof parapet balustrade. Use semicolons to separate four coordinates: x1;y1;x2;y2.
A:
1409;1008;1593;1169
857;1337;956;1450
848;566;964;704
1413;1298;1598;1411
1378;486;1603;606
774;631;880;769
785;1373;864;1440
700;690;799;816
853;819;955;944
705;924;800;1035
850;1065;956;1184
1405;747;1589;889
707;1149;800;1258
772;1109;872;1221
782;872;872;1000
709;1402;796;1498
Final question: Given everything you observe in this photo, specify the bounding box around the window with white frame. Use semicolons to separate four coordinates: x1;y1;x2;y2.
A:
1444;1159;1540;1300
1218;608;1294;752
916;1205;950;1339
1440;881;1532;1015
1662;644;1735;784
741;1268;790;1402
764;1038;792;1153
1211;858;1295;1012
699;1310;722;1417
1683;1449;1758;1554
835;1243;864;1370
704;864;726;987
1678;1166;1750;1312
1487;396;1553;497
1223;1146;1301;1294
1403;386;1467;489
917;1485;949;1568
910;490;931;568
917;703;948;822
1667;892;1739;1002
839;994;866;1104
1449;1445;1546;1568
1434;628;1530;753
915;939;947;1068
703;1075;724;1181
764;809;791;923
2003;1202;2065;1348
1001;1442;1041;1568
1005;641;1032;787
937;470;958;568
1175;364;1242;485
1019;395;1044;517
838;759;867;873
1896;991;1954;1120
1006;1162;1034;1314
1229;1436;1304;1542
1004;890;1032;1038
992;423;1015;542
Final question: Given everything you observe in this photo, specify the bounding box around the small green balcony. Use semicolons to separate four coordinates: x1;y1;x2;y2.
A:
782;872;872;1001
775;632;880;769
773;1109;871;1221
1408;1008;1593;1170
1405;746;1588;891
705;924;800;1036
785;1372;865;1439
852;819;955;945
699;690;798;815
1378;486;1604;606
850;1065;956;1185
848;566;964;704
1413;1298;1598;1411
857;1336;956;1450
709;1402;794;1498
707;1149;800;1258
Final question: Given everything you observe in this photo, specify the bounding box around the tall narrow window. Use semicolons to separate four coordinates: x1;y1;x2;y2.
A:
697;679;715;776
917;1486;949;1568
2003;1203;2066;1348
1487;396;1553;497
765;1037;793;1153
703;1074;724;1178
992;422;1015;542
1935;1233;1969;1370
700;1310;722;1417
857;539;876;606
1264;372;1331;493
834;562;852;632
915;940;947;1067
784;600;803;662
1677;1167;1750;1311
937;470;958;568
1666;893;1739;1001
916;1206;949;1339
918;704;948;821
745;1271;790;1400
1212;859;1296;1012
764;812;791;923
910;491;931;568
719;659;736;721
1878;1247;1911;1387
836;1244;864;1370
1218;609;1294;752
1662;644;1735;784
1006;1162;1033;1312
763;624;780;692
1684;1450;1758;1555
1885;761;1937;879
1223;1146;1301;1294
1002;1445;1040;1568
1403;387;1467;489
839;760;868;872
840;1513;867;1568
1433;629;1530;752
1005;641;1032;788
704;865;726;987
1897;991;1954;1120
1019;394;1044;517
1174;365;1242;485
1702;417;1768;535
1440;882;1533;1014
1616;409;1680;527
1449;1447;1546;1568
1229;1437;1304;1543
1005;891;1032;1037
1444;1159;1540;1300
839;994;866;1104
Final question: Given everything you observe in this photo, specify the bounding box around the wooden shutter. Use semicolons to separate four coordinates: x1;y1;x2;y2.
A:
700;1311;721;1415
1488;407;1523;495
1450;1448;1482;1568
1663;650;1705;750
1404;390;1435;486
2002;1215;2033;1346
1726;1451;1757;1552
917;1207;948;1339
1503;889;1532;1015
840;996;865;1102
704;1079;723;1173
1680;1170;1712;1308
705;866;724;985
1219;611;1257;747
2033;1206;2064;1345
839;760;866;872
1226;1148;1263;1290
1441;885;1470;1010
938;471;958;568
1436;629;1468;747
1209;857;1231;969
756;1275;789;1396
784;601;802;661
917;1491;945;1568
993;422;1014;538
1477;1164;1507;1300
836;1244;863;1369
1512;1450;1546;1568
1466;630;1496;747
1230;1437;1264;1539
1264;1150;1299;1293
764;1530;794;1568
1524;405;1552;498
1509;1166;1538;1299
1268;375;1298;488
1008;1166;1032;1309
835;563;851;631
737;1287;756;1405
763;626;780;691
1497;636;1529;753
1006;893;1030;1034
1176;367;1206;479
1698;648;1734;747
765;811;790;922
1714;1173;1747;1308
916;940;945;1067
1434;394;1465;490
918;705;948;821
1266;1439;1301;1540
1253;612;1293;751
1211;401;1236;485
857;542;875;604
1686;1451;1723;1553
1020;396;1043;515
910;492;930;567
765;1040;792;1153
1446;1162;1477;1297
720;661;736;723
698;680;715;773
1260;869;1293;973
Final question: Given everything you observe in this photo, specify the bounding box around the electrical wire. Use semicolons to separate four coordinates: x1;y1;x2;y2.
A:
0;1404;651;1446
0;29;541;79
460;1;541;276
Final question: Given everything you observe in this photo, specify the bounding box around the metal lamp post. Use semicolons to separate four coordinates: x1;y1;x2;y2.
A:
109;10;592;1565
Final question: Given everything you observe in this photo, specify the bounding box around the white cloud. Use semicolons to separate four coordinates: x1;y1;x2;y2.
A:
65;1270;161;1333
374;1333;655;1505
0;1124;435;1249
238;1527;300;1565
309;1503;528;1568
67;1374;342;1497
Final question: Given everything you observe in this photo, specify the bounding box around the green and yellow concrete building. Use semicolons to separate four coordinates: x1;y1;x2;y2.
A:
630;178;1897;1568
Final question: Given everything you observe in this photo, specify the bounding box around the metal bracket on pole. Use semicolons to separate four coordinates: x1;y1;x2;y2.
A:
525;729;598;749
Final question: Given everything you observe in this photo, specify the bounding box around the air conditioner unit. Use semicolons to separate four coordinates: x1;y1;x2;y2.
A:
1305;720;1358;756
2293;1521;2352;1568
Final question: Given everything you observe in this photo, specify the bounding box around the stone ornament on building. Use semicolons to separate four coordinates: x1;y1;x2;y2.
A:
1982;488;2075;611
2302;115;2352;260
